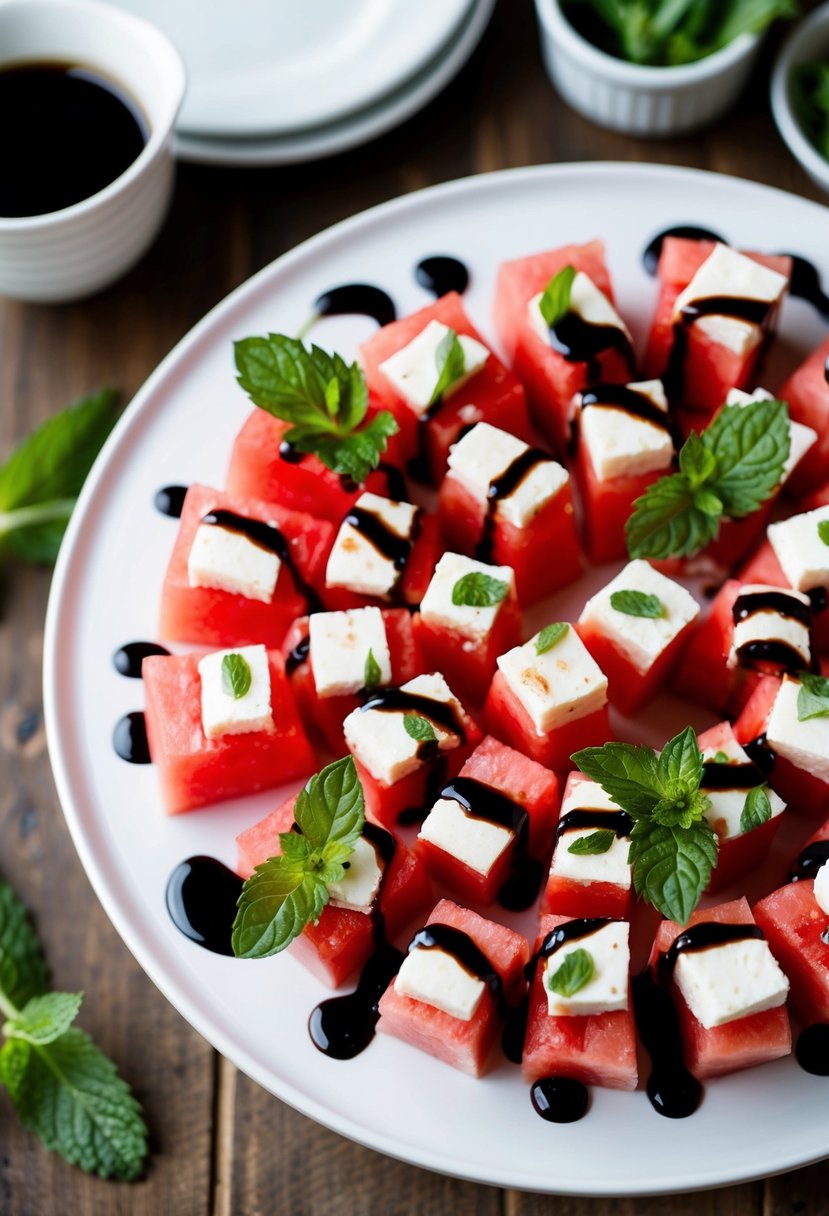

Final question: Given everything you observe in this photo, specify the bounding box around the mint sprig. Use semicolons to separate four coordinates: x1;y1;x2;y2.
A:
0;880;147;1180
548;948;593;997
539;264;576;329
232;757;365;960
797;672;829;722
451;571;509;607
626;398;790;560
234;334;398;484
610;590;664;619
222;652;252;700
430;329;466;405
572;726;717;923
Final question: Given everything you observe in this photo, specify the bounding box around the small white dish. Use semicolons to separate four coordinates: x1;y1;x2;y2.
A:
0;0;185;304
771;2;829;196
534;0;762;137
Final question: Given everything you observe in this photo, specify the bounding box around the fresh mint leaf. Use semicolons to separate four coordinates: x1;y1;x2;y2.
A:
625;472;721;560
364;648;382;691
451;571;509;607
713;0;798;53
713;750;730;763
571;740;664;818
0;389;120;565
650;789;709;830
404;714;437;743
5;992;82;1046
294;756;365;853
701;399;790;518
567;830;615;856
221;653;252;700
536;622;569;654
741;785;772;834
610;590;664;619
539;264;576;329
679;431;716;487
0;881;50;1009
628;817;718;924
547;948;593;997
430;329;466;405
0;1027;148;1181
818;519;829;547
288;409;398;485
797;672;829;722
656;725;704;795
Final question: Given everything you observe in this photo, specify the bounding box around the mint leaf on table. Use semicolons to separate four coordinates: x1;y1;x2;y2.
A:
232;757;366;959
547;948;593;998
741;786;772;834
404;714;438;743
430;329;467;405
0;882;50;1009
567;829;616;856
536;622;569;654
0;388;119;565
610;590;664;619
797;672;829;722
234;334;398;484
4;991;83;1045
539;264;576;329
451;571;509;607
221;652;252;700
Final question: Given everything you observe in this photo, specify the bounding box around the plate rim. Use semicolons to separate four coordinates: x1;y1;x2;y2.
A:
43;161;829;1196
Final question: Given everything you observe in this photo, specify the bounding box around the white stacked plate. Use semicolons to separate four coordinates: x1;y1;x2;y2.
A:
105;0;496;165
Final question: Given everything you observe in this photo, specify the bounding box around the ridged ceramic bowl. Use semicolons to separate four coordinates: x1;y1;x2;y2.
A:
0;0;186;304
771;2;829;196
534;0;762;138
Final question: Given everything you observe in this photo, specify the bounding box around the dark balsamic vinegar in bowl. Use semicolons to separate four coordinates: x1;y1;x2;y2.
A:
0;62;148;218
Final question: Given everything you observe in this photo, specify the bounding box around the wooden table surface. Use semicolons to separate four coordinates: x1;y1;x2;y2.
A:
1;1;827;1212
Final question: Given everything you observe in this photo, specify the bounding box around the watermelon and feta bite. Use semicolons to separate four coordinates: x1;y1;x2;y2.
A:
142;644;315;814
734;674;829;815
360;292;530;484
778;335;829;496
522;916;638;1091
321;491;441;611
643;240;790;415
648;897;791;1079
225;408;408;525
235;793;433;988
415;552;522;703
343;672;482;829
754;864;829;1028
416;735;560;909
697;722;786;892
484;623;611;772
576;559;699;714
377;898;529;1077
493;241;635;453
159;484;333;649
281;606;421;755
572;380;676;564
439;421;580;605
542;774;633;920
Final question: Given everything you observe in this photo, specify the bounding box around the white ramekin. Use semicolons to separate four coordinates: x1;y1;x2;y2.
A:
0;0;186;304
771;2;829;196
534;0;763;138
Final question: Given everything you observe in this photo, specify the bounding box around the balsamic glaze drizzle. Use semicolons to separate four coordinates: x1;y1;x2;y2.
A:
285;634;310;678
789;841;829;882
796;1024;829;1076
580;384;672;433
309;944;404;1060
113;641;170;678
700;760;765;792
359;687;465;743
554;808;634;841
165;856;243;956
342;503;421;600
734;639;811;673
200;508;321;613
663;295;776;404
632;969;702;1119
312;283;396;328
743;734;776;776
474;445;550;565
407;923;506;1014
731;586;813;674
642;226;726;276
154;484;188;519
415;256;470;298
777;254;829;321
548;312;636;383
113;712;151;764
658;922;764;981
530;1076;590;1123
733;589;812;628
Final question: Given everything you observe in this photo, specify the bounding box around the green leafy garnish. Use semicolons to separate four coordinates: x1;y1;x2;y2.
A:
610;590;664;618
564;0;797;67
404;714;437;743
0;389;119;565
536;622;569;654
568;829;616;856
791;61;829;163
548;948;594;998
364;648;382;691
0;880;147;1179
626;398;791;561
234;334;398;484
451;572;509;607
797;672;829;722
712;750;730;763
818;519;829;547
572;726;717;923
232;757;365;959
430;328;467;405
539;265;577;329
222;652;252;700
740;785;772;834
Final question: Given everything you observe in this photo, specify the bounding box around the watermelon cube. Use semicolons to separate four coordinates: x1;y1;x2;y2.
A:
754;880;829;1027
778;334;829;497
734;674;829;815
377;898;529;1076
542;773;634;920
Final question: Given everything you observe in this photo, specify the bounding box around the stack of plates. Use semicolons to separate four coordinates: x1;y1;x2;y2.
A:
106;0;497;166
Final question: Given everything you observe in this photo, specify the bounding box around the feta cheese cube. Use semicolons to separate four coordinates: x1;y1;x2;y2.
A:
673;245;788;356
395;943;485;1021
343;672;463;787
728;584;812;673
420;552;515;640
544;921;630;1017
673;934;789;1029
527;271;632;350
377;319;490;416
446;421;569;529
497;626;608;735
549;778;631;888
418;797;513;877
813;863;829;918
198;644;273;740
726;387;817;484
308;607;392;699
325;492;419;600
579;379;674;482
766;675;829;785
187;520;280;603
699;735;786;841
768;505;829;593
327;834;383;914
578;559;700;676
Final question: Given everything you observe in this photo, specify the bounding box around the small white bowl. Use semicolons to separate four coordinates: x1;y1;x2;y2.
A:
0;0;186;304
534;0;762;138
771;2;829;196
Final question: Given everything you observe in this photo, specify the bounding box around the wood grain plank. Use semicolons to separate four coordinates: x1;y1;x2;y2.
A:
507;1183;763;1216
764;1159;829;1215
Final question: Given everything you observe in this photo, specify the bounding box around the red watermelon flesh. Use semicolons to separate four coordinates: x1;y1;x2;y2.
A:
754;880;829;1026
779;335;829;497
